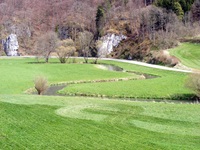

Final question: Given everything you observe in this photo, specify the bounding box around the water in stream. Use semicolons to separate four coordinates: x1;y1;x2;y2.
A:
43;64;157;96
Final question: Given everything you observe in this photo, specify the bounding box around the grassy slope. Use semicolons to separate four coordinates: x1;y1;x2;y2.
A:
170;43;200;69
0;95;200;149
60;60;192;100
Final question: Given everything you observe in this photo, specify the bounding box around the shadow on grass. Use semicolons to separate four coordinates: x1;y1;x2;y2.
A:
27;62;61;64
170;94;199;102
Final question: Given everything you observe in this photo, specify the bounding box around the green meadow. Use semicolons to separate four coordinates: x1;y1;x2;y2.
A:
0;58;132;94
60;60;192;100
0;95;200;149
170;43;200;69
0;48;199;149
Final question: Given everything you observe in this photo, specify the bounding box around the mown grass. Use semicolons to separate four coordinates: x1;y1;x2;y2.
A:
60;60;193;100
0;57;193;99
60;74;190;100
1;57;192;100
0;57;199;149
0;95;200;149
170;43;200;69
0;58;132;94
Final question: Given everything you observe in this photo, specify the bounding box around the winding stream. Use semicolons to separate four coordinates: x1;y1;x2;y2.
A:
43;64;158;96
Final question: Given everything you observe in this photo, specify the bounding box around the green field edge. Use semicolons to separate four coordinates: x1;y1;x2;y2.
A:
169;42;200;70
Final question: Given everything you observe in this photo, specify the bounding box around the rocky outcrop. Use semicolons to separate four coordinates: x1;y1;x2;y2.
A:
2;34;19;56
98;33;127;57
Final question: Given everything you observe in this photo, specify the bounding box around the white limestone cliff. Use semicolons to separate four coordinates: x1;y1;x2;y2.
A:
2;34;19;56
98;33;127;57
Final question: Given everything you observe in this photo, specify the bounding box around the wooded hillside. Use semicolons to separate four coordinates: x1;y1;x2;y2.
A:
0;0;199;64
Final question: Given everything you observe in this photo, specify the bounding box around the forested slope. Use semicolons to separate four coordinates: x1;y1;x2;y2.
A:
0;0;199;64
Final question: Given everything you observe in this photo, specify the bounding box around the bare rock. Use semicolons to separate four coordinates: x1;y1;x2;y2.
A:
99;33;127;57
2;34;20;56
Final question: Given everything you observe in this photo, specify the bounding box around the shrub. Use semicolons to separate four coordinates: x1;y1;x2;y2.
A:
148;51;179;67
185;73;200;99
56;39;76;63
34;76;49;95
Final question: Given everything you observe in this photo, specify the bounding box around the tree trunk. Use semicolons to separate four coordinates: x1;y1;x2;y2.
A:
45;52;51;63
84;57;88;63
84;51;88;63
93;56;98;64
45;57;49;63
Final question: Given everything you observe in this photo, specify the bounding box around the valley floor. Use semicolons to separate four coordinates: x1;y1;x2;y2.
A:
0;43;200;149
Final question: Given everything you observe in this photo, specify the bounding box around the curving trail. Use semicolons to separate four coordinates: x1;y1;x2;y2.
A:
102;58;192;73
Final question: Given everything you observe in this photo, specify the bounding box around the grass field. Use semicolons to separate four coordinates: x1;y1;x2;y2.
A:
60;60;192;100
0;58;133;94
0;57;199;149
0;95;200;149
0;58;193;100
170;43;200;69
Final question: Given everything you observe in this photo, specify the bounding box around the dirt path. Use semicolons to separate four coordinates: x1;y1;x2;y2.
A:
102;58;192;73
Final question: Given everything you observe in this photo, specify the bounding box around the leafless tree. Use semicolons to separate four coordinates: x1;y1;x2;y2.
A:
77;31;94;63
93;40;103;64
35;31;59;63
191;0;200;24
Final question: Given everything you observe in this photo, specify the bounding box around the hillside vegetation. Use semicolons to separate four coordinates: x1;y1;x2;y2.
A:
0;0;199;63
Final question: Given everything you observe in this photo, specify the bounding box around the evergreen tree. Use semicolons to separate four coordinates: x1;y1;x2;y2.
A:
154;0;195;15
179;0;195;13
95;0;113;38
173;2;184;19
179;0;187;12
95;6;105;37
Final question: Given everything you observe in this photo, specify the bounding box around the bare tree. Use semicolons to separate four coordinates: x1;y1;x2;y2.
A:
191;0;200;24
77;31;94;63
56;39;76;63
35;31;59;63
93;40;103;64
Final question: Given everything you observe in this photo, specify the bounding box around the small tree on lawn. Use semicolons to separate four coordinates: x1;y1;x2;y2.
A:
56;39;76;63
185;73;200;101
35;31;59;63
34;76;49;95
77;31;94;63
93;40;103;64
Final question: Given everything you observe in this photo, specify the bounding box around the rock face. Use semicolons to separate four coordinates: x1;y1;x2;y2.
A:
99;33;127;57
2;34;19;56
